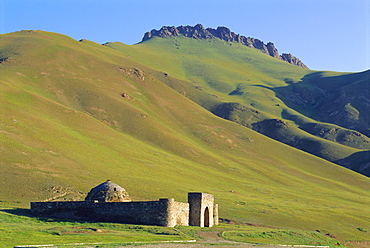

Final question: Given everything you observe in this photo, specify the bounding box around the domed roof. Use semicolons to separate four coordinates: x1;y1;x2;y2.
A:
85;180;131;203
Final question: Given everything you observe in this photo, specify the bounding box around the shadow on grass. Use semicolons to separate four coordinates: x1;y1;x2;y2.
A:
0;208;97;225
1;208;33;217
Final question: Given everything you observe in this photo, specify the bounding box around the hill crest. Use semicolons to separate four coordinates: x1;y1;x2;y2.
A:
142;24;308;68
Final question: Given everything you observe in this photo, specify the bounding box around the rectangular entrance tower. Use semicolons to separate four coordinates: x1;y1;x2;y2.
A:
188;192;218;227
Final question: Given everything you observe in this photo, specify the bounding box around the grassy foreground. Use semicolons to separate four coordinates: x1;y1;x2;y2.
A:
0;205;189;247
0;204;350;248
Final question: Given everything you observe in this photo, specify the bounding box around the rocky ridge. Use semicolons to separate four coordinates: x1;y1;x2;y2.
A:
142;24;308;68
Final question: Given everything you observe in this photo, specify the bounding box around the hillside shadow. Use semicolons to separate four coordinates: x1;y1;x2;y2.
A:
335;150;370;177
273;71;370;136
273;70;370;112
272;74;321;114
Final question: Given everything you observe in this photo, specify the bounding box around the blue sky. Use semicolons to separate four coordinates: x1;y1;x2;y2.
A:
0;0;369;72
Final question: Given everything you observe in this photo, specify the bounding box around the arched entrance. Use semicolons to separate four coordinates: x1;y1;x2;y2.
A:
204;207;210;227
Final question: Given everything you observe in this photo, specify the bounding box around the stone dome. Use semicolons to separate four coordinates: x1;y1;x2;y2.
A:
85;180;131;203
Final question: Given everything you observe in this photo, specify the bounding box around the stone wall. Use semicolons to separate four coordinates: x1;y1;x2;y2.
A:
168;200;189;227
213;203;219;226
31;198;188;227
30;192;217;227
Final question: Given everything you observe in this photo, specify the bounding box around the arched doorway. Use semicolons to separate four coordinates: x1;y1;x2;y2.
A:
204;207;210;227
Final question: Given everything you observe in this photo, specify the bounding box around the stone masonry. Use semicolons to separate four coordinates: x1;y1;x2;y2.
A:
188;193;218;227
30;181;218;227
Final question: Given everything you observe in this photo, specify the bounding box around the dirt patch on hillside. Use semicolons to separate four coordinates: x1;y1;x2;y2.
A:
62;227;106;234
197;230;241;246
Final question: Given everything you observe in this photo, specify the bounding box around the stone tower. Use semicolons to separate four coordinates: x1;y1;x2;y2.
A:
188;192;218;227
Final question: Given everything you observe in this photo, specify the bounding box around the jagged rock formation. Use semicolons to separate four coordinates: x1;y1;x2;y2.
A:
142;24;308;68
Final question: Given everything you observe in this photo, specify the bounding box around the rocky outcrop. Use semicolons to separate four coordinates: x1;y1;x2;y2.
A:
281;53;307;68
116;67;145;81
142;24;308;68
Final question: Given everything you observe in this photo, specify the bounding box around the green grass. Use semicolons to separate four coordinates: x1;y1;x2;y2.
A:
0;206;348;247
221;227;344;247
0;206;192;247
0;30;369;245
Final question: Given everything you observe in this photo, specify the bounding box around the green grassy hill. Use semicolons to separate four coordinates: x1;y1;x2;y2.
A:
0;30;369;242
105;36;370;177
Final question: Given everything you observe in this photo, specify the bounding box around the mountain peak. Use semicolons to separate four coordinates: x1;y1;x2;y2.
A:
142;24;308;68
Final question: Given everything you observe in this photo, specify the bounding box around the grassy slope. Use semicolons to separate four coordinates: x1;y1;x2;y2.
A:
0;31;369;243
106;36;370;174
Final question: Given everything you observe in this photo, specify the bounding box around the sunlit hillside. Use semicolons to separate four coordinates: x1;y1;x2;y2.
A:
0;30;369;242
106;36;370;176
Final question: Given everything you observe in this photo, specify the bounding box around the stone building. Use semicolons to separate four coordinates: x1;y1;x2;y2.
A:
85;180;131;202
31;180;218;227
